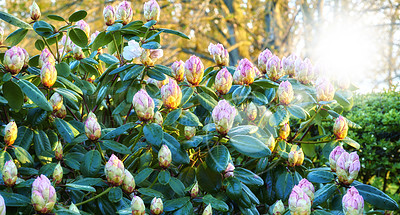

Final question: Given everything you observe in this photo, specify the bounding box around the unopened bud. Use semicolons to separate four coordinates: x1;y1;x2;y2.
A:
116;1;133;25
215;68;232;95
258;49;273;74
202;204;212;215
0;194;5;215
279;123;290;140
234;58;255;85
131;196;145;215
316;77;335;102
282;54;298;77
53;141;63;160
73;46;85;60
266;55;283;81
49;92;63;112
153;111;163;126
104;154;125;186
212;100;237;135
208;43;229;66
4;46;25;74
190;181;199;198
30;1;41;21
0;27;4;45
52;162;63;184
31;175;56;214
84;112;101;141
158;145;172;168
333;116;348;140
246;102;257;121
161;78;182;110
144;0;161;22
4;121;17;146
342;187;364;215
150;197;163;215
288;185;311;215
39;48;55;68
40;62;57;88
224;163;235;178
122;169;136;193
132;89;155;121
185;55;204;86
171;60;185;82
278;81;294;105
288;145;304;167
329;146;344;172
69;203;79;213
298;179;315;203
2;160;17;187
336;151;360;185
272;200;285;215
184;126;196;140
55;105;67;119
103;5;116;26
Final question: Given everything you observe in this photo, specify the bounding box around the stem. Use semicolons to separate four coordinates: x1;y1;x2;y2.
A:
60;28;70;62
96;141;107;163
66;105;79;121
112;33;122;65
122;126;143;162
41;36;57;60
116;104;134;142
293;140;332;144
291;105;323;141
75;187;112;206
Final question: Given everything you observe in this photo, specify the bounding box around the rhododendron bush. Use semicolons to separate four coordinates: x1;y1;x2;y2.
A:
0;1;397;215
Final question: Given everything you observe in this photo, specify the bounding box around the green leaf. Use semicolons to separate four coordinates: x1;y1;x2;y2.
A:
229;135;271;158
39;163;57;177
164;108;182;126
147;67;166;81
169;177;186;196
107;23;123;32
275;171;294;201
251;79;279;88
33;21;53;33
143;20;157;28
69;10;87;22
313;184;337;206
226;177;243;200
5;28;28;46
228;125;258;137
91;31;113;51
0;191;30;206
153;64;173;77
135;168;153;185
109;64;133;75
307;171;334;183
158;170;171;185
179;111;203;127
33;130;52;163
47;15;65;21
180;87;194;107
80;150;101;177
54;118;75;143
138;188;164;198
232;85;251;105
66;183;96;192
162;132;190;164
354;183;399;210
123;65;144;81
288;105;309;119
99;53;119;65
35;39;45;51
341;137;360;150
205;145;230;173
251;91;269;105
108;187;123;203
69;28;88;48
14;146;33;167
18;79;53;111
157;28;190;39
143;123;164;147
197;92;218;111
0;11;32;29
54;88;79;103
14;126;34;150
164;197;190;212
102;123;135;140
142;41;161;49
269;106;289;126
3;81;23;110
0;151;12;170
101;140;131;154
56;62;71;77
234;167;264;186
202;194;229;212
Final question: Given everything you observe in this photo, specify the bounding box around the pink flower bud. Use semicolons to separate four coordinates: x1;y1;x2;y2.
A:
53;141;63;160
84;112;101;141
31;175;56;213
0;194;5;215
208;43;229;66
76;20;90;37
190;181;199;198
171;60;185;82
278;81;294;105
185;55;204;86
131;196;145;215
39;48;55;68
337;76;350;90
49;92;63;112
40;62;57;88
258;49;273;74
184;126;196;140
150;197;163;215
266;55;283;81
153;111;163;126
123;40;142;61
4;121;17;146
122;169;136;193
316;78;335;102
246;102;257;121
212;100;237;135
132;89;155;121
59;35;74;53
90;30;100;45
116;1;133;25
272;200;285;215
289;185;311;215
203;204;212;215
342;187;364;215
296;58;315;84
144;0;161;22
73;46;85;60
334;116;348;140
104;154;125;186
158;144;172;168
30;1;41;21
2;160;17;187
224;163;235;178
266;136;276;152
215;68;232;95
161;78;182;110
55;105;67;119
103;5;116;26
282;54;298;77
52;162;63;184
21;48;29;68
288;146;304;167
336;151;360;185
279;123;290;140
329;146;345;172
0;27;4;45
234;58;255;85
298;179;315;202
4;46;25;74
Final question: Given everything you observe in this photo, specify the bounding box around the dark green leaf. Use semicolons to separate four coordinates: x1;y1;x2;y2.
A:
164;197;190;212
234;167;264;186
313;184;337;206
108;187;123;203
3;81;23;110
228;125;258;137
205;145;230;173
229;135;271;158
144;123;164;147
180;87;194;107
169;177;186;196
54;118;75;143
164;108;182;126
252;79;279;88
197;92;218;111
99;53;119;65
179;111;202;127
18;79;53;111
275;171;294;201
147;67;166;81
202;194;229;212
307;171;334;183
56;62;71;77
0;192;30;206
138;188;164;198
69;10;87;22
135;168;154;185
102;123;135;140
354;184;399;210
80;150;102;177
142;41;161;49
288;105;309;120
47;15;65;21
269;106;289;126
158;170;171;185
157;28;190;39
0;11;32;29
66;183;96;192
14;126;34;150
162;132;190;164
102;140;131;154
69;28;88;47
226;177;243;200
14;146;33;167
5;28;28;46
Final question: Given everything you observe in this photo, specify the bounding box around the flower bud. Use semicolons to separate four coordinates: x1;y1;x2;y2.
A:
2;160;17;187
334;116;348;140
224;163;235;178
212;100;237;135
337;76;350;90
52;162;63;184
4;121;17;146
39;48;55;68
266;55;283;81
215;68;232;95
298;179;315;203
85;112;101;141
208;43;229;66
185;55;204;86
0;27;4;45
123;40;142;61
336;151;360;185
122;169;136;193
190;181;199;198
161;78;182;110
279;123;290;140
103;5;116;26
73;46;85;60
144;0;161;22
258;49;273;74
272;200;285;215
59;35;74;53
246;102;258;121
69;203;79;213
153;111;163;126
53;141;63;160
30;1;41;21
265;135;276;152
76;20;90;37
203;204;212;215
329;146;344;172
288;146;304;167
31;175;56;214
184;126;196;140
278;81;294;105
132;89;155;121
171;60;185;82
0;194;5;215
90;30;100;45
342;187;364;215
150;197;163;215
234;58;256;85
289;185;311;215
316;78;335;102
4;46;25;74
40;62;57;88
282;54;298;77
140;49;163;66
131;196;145;215
49;92;63;112
104;154;125;186
116;1;133;25
158;144;172;168
22;48;29;68
55;105;67;119
296;58;315;84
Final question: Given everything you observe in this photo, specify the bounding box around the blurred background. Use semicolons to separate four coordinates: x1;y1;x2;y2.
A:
1;0;400;92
